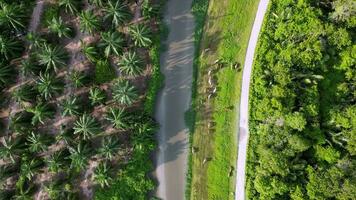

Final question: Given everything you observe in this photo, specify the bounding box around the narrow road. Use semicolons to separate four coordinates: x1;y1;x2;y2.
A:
154;0;195;199
235;0;269;200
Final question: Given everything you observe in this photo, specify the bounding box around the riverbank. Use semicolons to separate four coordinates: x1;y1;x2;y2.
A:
188;0;259;199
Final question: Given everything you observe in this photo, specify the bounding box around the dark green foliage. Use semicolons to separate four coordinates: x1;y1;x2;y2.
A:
94;60;116;84
247;0;356;199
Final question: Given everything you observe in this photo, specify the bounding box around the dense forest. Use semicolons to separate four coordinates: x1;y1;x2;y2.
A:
247;0;355;199
0;0;162;199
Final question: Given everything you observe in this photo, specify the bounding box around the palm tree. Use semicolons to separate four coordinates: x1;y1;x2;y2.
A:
44;182;61;199
46;151;66;173
0;62;14;87
80;40;98;62
26;103;54;125
92;162;112;188
105;107;130;130
48;17;72;38
142;0;159;19
37;44;67;72
73;114;101;140
79;10;100;34
20;57;42;76
0;3;26;31
36;72;63;100
55;125;74;145
98;31;124;57
0;35;22;60
26;132;48;153
68;143;89;170
0;137;23;163
89;0;105;7
112;79;138;105
26;32;45;50
10;112;33;134
12;84;37;103
129;24;152;47
59;0;80;14
61;96;81;116
89;87;106;105
118;51;143;76
70;70;87;88
20;158;42;180
13;177;34;200
98;137;120;160
103;1;131;27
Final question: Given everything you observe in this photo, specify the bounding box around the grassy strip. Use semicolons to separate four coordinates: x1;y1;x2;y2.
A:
189;0;259;199
185;0;210;199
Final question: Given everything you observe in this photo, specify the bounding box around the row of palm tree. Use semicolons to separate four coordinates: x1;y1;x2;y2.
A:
0;0;160;197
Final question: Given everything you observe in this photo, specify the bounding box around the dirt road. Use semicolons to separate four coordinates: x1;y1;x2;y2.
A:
154;0;195;199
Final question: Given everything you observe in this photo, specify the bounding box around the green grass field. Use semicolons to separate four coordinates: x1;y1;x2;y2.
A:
189;0;259;199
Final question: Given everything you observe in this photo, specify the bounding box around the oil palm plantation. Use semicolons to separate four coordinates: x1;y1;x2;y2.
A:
79;10;100;34
80;40;98;62
70;70;87;88
103;1;131;27
20;158;42;180
89;87;106;105
129;24;152;47
93;162;112;188
118;51;143;76
9;112;33;134
26;132;49;153
46;151;67;173
0;137;23;163
61;96;81;116
26;103;54;125
105;107;130;130
89;0;105;7
68;143;89;170
20;57;42;76
98;31;124;57
98;137;120;160
59;0;80;14
0;35;23;60
26;32;45;50
37;44;67;72
112;79;138;105
73;114;101;140
36;72;63;100
0;2;26;31
0;62;14;87
48;17;72;38
12;84;37;103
